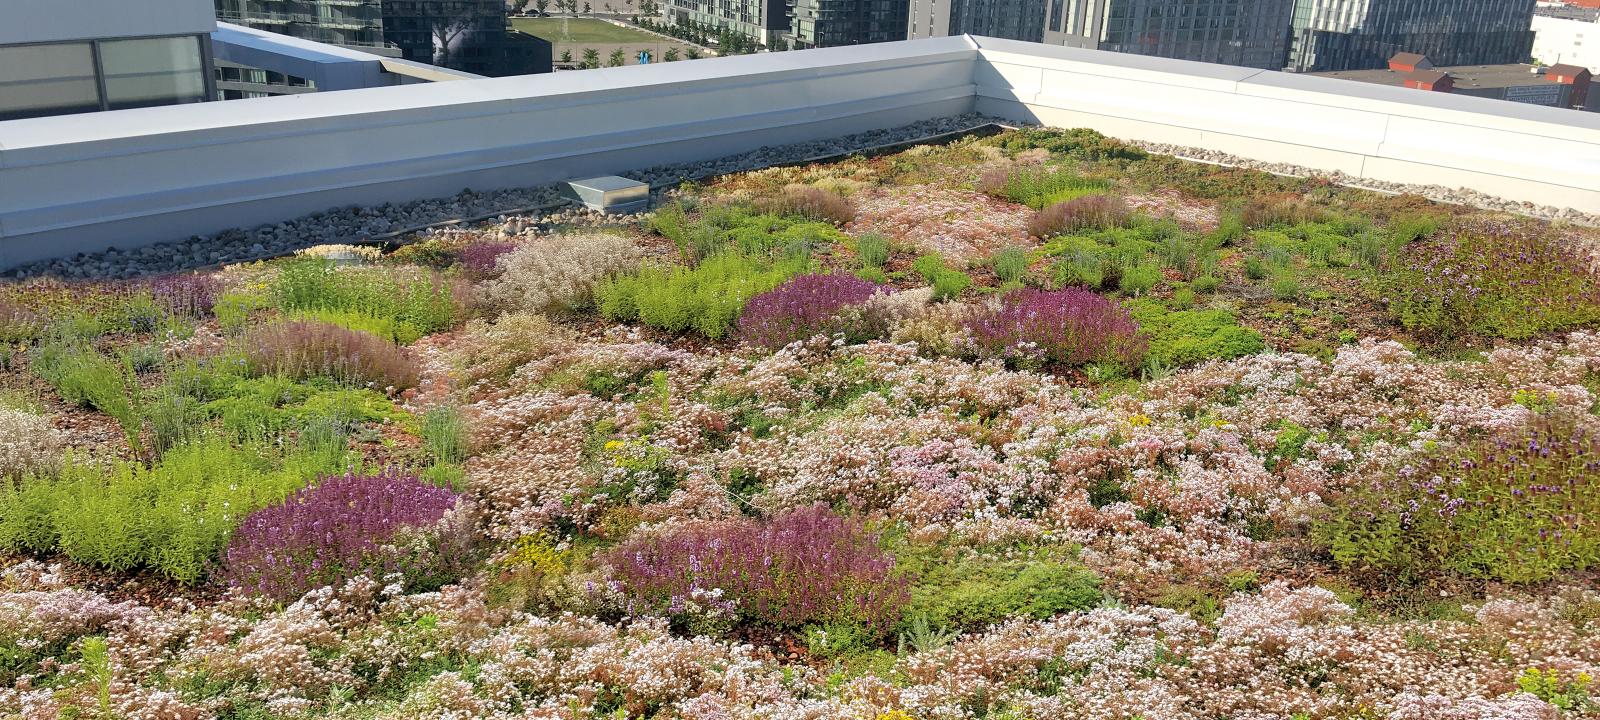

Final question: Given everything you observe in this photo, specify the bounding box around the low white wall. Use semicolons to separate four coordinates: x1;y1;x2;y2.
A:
4;35;1600;269
0;37;979;268
973;37;1600;212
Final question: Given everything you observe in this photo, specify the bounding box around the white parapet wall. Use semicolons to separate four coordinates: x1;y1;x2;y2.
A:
3;35;1599;269
0;37;979;268
972;37;1600;213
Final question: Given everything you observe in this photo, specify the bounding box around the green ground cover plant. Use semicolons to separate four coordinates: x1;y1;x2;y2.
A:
597;251;807;338
0;436;348;583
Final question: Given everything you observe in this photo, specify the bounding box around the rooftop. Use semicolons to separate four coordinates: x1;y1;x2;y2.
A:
1310;63;1582;91
3;36;1597;273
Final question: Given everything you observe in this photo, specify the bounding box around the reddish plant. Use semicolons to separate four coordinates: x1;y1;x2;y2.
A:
963;288;1146;368
143;273;219;318
458;241;517;278
1028;194;1130;237
243;320;420;389
767;186;856;224
604;503;907;632
222;471;471;600
736;273;886;349
1240;194;1322;229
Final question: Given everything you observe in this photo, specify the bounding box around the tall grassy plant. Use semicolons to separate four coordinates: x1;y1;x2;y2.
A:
604;504;908;633
243;320;420;389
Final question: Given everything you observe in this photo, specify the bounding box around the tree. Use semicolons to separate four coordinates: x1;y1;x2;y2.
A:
663;47;679;62
560;49;573;63
582;2;591;15
424;4;500;70
685;48;701;60
582;47;600;68
607;48;626;67
512;0;530;14
535;0;549;13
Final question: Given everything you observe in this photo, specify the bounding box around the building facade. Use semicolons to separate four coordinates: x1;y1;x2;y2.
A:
909;0;1292;70
1046;0;1294;69
790;0;910;47
663;0;905;48
909;0;1047;43
1533;6;1600;70
1;0;216;121
215;0;388;47
663;0;789;47
381;0;543;76
1287;0;1538;73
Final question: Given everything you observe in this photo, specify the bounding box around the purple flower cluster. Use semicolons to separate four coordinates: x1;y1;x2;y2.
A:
736;273;886;349
604;503;908;632
458;241;516;278
964;288;1146;368
1386;221;1600;340
222;471;470;599
142;273;219;318
1330;413;1600;582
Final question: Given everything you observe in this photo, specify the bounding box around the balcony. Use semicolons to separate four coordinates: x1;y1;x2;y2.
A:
0;35;1597;268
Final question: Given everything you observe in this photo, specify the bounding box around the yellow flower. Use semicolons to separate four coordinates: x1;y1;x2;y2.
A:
875;711;915;720
604;440;624;452
1127;413;1152;427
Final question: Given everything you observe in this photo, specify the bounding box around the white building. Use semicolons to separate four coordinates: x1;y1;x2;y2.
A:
1533;10;1600;70
0;0;218;120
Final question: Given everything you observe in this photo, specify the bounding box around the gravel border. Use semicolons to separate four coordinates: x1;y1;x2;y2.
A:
5;114;997;281
7;113;1594;280
1130;140;1600;227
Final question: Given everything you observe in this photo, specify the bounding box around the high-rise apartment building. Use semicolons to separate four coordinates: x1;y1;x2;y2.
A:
910;0;1292;70
790;0;910;47
663;0;906;48
662;0;790;47
1287;0;1538;72
909;0;1048;43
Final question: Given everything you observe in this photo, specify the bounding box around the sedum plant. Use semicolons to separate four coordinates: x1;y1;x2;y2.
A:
1319;412;1600;583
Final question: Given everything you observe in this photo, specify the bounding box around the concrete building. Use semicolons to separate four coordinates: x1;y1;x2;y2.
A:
1311;53;1593;112
1287;0;1538;73
910;0;1293;71
1533;5;1600;70
0;0;216;121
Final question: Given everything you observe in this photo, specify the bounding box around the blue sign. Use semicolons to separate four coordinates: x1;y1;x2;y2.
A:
637;49;652;64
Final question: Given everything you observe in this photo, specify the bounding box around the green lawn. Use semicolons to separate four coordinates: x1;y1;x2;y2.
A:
512;17;662;44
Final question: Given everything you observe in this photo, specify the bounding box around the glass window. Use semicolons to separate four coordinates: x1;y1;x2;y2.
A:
99;35;207;110
0;42;101;121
